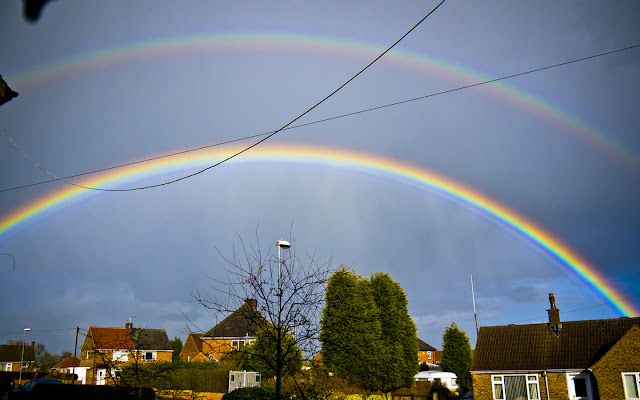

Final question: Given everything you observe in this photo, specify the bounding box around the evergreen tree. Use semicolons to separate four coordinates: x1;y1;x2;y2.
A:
320;268;418;392
170;336;183;363
370;272;419;391
319;267;383;391
440;321;473;393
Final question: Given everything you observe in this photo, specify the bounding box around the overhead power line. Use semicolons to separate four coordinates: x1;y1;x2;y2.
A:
1;0;447;193
512;294;640;324
1;42;637;195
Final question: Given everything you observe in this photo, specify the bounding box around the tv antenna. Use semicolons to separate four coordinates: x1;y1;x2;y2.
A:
471;275;479;335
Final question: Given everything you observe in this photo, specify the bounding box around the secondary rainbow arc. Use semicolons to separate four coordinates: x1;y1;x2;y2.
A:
6;33;640;174
0;144;637;317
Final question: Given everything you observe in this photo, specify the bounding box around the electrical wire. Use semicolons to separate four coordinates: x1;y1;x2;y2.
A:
1;0;447;193
1;42;637;194
512;294;640;324
1;252;16;268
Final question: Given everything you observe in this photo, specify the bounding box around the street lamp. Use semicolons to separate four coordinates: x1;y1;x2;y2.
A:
19;328;30;385
275;240;291;399
275;240;291;295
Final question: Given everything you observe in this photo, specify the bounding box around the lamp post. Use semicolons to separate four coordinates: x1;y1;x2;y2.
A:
275;240;290;296
275;240;290;399
19;328;30;385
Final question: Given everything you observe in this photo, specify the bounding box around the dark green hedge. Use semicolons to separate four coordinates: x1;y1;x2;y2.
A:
119;362;229;393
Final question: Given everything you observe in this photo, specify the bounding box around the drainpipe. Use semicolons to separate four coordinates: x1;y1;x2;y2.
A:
543;371;550;400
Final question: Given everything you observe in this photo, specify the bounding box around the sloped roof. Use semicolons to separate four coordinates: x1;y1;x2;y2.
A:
204;300;266;338
417;338;437;351
0;344;35;362
87;326;172;350
472;317;640;372
131;328;172;350
89;327;134;350
186;333;205;353
51;356;81;369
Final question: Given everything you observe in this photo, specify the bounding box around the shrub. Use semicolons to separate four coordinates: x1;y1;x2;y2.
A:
222;386;288;400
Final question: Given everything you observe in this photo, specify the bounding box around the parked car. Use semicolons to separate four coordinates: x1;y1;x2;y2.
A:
461;390;474;399
14;378;63;392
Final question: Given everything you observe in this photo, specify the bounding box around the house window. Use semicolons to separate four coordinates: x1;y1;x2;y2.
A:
141;351;155;361
112;350;128;361
492;374;540;400
22;361;29;368
231;340;246;350
427;351;432;360
567;372;593;400
623;373;640;399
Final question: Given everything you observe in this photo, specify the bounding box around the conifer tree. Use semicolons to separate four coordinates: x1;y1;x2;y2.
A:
370;272;419;391
320;268;418;392
440;321;473;393
319;267;383;391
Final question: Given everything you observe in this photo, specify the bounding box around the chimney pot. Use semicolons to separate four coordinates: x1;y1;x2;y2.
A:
549;292;557;309
547;292;561;337
245;299;257;309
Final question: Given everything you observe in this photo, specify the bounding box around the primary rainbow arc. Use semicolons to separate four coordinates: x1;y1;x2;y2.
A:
0;144;637;317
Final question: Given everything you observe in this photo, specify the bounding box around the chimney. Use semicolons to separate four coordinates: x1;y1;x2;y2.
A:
125;322;132;331
547;292;562;337
245;299;257;309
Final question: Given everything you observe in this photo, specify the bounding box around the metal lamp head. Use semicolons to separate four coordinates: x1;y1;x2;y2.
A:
276;240;291;249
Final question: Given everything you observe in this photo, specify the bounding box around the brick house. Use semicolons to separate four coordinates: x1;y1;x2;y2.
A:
51;355;88;384
471;293;640;400
417;338;437;365
180;299;266;362
79;323;173;385
0;343;35;373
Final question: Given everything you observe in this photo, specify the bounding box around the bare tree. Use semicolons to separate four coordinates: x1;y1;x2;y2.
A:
191;233;331;400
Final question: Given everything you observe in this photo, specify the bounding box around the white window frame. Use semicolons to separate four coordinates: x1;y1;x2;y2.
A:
427;351;432;360
491;374;540;400
140;351;156;361
566;372;593;400
21;361;29;368
623;372;640;399
112;350;129;361
4;363;11;372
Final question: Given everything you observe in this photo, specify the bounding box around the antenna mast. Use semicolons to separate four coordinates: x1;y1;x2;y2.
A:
471;275;479;335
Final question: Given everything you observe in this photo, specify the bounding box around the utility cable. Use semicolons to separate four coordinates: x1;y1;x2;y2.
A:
512;294;640;324
1;42;636;194
1;252;16;268
1;0;447;192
